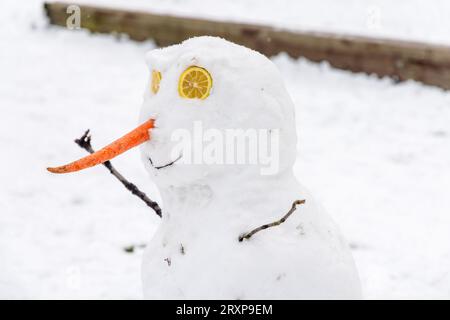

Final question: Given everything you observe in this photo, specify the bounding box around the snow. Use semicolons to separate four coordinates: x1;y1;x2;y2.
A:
62;0;450;46
282;57;450;298
1;0;450;299
0;0;159;299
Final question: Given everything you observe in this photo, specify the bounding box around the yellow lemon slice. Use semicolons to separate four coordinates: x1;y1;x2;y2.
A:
178;66;212;100
151;70;162;94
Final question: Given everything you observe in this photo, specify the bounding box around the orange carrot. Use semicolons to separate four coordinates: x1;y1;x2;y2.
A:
47;119;154;174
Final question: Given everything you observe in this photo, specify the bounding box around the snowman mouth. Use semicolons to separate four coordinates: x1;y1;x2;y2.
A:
148;154;182;170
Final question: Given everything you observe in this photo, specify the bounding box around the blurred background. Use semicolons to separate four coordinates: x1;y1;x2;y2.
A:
1;0;450;299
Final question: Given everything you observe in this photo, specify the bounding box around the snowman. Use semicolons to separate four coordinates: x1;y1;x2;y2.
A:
48;36;361;299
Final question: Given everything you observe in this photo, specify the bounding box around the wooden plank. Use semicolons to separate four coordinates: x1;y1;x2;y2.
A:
44;1;450;90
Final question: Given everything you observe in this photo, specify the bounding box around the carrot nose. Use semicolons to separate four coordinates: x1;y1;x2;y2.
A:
47;119;154;174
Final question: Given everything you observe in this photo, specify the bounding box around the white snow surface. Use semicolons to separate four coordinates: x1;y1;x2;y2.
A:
1;0;450;299
62;0;450;46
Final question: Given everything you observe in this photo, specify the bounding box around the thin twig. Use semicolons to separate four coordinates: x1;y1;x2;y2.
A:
74;130;162;218
239;199;306;242
148;154;182;170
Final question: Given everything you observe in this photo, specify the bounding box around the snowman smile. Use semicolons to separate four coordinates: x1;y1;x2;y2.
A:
148;153;182;170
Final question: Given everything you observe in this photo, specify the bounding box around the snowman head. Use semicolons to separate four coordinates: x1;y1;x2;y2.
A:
47;37;297;188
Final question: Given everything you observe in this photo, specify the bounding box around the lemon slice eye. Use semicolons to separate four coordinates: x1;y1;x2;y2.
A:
151;70;162;94
178;66;212;100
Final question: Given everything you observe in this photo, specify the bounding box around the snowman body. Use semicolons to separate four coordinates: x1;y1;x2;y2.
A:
139;37;361;299
142;178;361;299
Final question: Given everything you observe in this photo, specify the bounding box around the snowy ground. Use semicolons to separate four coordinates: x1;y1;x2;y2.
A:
1;0;450;299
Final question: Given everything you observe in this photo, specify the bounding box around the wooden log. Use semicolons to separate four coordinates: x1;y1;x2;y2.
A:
44;1;450;90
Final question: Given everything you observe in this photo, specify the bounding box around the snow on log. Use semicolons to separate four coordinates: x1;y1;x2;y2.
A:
44;1;450;90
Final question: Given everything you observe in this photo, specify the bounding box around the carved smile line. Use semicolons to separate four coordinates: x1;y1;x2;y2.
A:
148;154;182;170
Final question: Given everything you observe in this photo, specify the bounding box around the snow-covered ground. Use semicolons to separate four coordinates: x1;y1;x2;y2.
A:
63;0;450;46
1;0;450;299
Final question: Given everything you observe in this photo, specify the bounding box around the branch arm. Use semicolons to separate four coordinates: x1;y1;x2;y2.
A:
74;130;162;218
239;199;306;242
